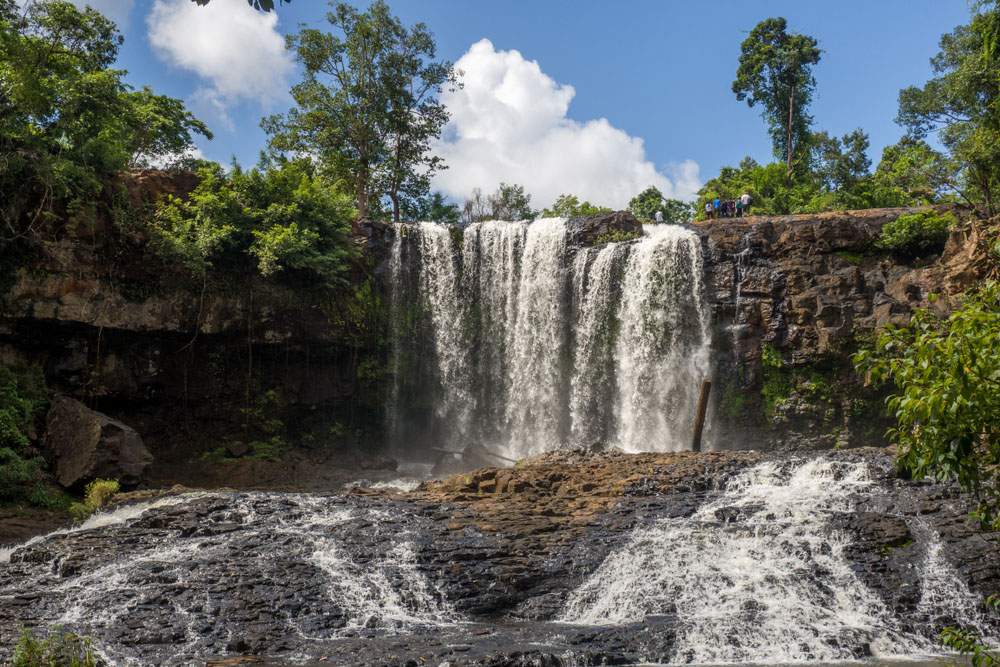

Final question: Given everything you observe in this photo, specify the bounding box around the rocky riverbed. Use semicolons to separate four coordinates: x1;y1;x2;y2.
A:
1;448;998;666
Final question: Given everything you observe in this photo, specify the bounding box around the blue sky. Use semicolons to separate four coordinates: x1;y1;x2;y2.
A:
100;0;970;207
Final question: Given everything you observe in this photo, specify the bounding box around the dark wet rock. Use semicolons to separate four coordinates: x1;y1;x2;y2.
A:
1;448;998;666
43;396;152;488
565;211;642;247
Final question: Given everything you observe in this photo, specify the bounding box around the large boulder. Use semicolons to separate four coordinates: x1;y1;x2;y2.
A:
565;211;642;247
43;397;152;488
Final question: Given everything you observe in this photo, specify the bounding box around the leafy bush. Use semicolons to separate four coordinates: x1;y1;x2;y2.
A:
12;627;98;667
0;365;50;505
151;159;356;287
875;210;955;257
854;282;1000;526
940;595;1000;666
68;479;120;521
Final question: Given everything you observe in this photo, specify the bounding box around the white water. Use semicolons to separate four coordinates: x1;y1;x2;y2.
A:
560;458;994;664
387;220;712;458
0;493;454;665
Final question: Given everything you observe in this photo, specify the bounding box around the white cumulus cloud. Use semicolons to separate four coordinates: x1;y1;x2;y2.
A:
432;39;700;210
146;0;294;128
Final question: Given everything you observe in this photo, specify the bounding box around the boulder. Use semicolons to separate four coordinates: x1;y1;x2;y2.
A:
565;211;642;247
43;397;152;488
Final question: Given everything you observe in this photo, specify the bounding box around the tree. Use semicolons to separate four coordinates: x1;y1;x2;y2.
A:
153;159;356;287
733;18;821;173
489;183;534;221
0;0;210;242
627;186;692;223
854;282;1000;528
463;183;535;222
540;194;611;218
403;192;460;224
123;87;212;169
897;3;1000;215
264;1;454;226
810;129;871;192
873;137;955;206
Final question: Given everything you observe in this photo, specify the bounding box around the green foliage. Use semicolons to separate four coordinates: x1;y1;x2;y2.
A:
627;186;692;223
897;3;1000;215
403;192;460;223
732;17;821;171
0;0;209;243
940;596;1000;666
12;627;97;667
462;183;535;222
264;0;454;221
151;159;356;287
696;158;817;218
541;194;612;219
760;344;793;419
0;365;51;505
593;229;642;245
68;478;120;521
872;137;956;206
854;282;1000;527
874;210;955;258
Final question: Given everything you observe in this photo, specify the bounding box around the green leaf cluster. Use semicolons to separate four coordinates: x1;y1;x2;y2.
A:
0;0;210;243
68;478;119;521
264;0;454;222
875;210;955;258
627;186;692;223
541;194;612;219
897;3;1000;216
0;364;50;505
462;183;535;223
854;282;1000;527
12;627;97;667
151;159;357;287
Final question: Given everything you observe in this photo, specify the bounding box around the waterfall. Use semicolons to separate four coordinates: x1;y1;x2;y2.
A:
387;219;712;459
559;458;995;663
613;225;711;452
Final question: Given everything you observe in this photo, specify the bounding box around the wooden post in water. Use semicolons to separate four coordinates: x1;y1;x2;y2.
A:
691;379;712;452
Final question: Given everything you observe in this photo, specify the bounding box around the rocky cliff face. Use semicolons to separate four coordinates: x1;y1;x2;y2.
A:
696;206;987;451
0;172;386;483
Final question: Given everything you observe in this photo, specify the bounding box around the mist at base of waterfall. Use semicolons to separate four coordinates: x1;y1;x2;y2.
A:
387;219;711;460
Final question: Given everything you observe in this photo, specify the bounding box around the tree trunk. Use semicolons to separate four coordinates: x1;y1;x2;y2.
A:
354;171;368;233
391;192;400;222
787;86;795;174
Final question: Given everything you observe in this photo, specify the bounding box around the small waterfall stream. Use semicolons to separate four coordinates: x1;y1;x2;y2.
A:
387;219;712;458
560;458;995;664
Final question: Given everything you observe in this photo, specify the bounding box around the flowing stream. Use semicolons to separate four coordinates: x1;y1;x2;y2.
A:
387;219;712;458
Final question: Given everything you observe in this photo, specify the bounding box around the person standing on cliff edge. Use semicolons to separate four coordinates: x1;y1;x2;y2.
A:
740;192;751;217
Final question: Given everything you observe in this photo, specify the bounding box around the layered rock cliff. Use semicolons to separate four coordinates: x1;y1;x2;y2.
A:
695;206;988;451
0;172;989;485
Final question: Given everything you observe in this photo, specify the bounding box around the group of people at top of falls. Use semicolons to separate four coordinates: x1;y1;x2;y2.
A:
705;193;752;219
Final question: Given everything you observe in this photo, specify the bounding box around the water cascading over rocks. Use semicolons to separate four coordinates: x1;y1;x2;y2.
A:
559;457;996;663
387;218;712;459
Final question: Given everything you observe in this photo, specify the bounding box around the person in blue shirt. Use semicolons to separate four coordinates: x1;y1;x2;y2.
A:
713;197;721;218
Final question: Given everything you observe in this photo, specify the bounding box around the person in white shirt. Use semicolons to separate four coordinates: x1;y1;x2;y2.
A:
654;210;663;223
739;193;751;217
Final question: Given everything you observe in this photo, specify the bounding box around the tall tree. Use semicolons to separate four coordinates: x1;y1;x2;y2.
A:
264;1;453;227
377;18;454;222
897;2;1000;216
628;186;691;223
733;18;821;173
